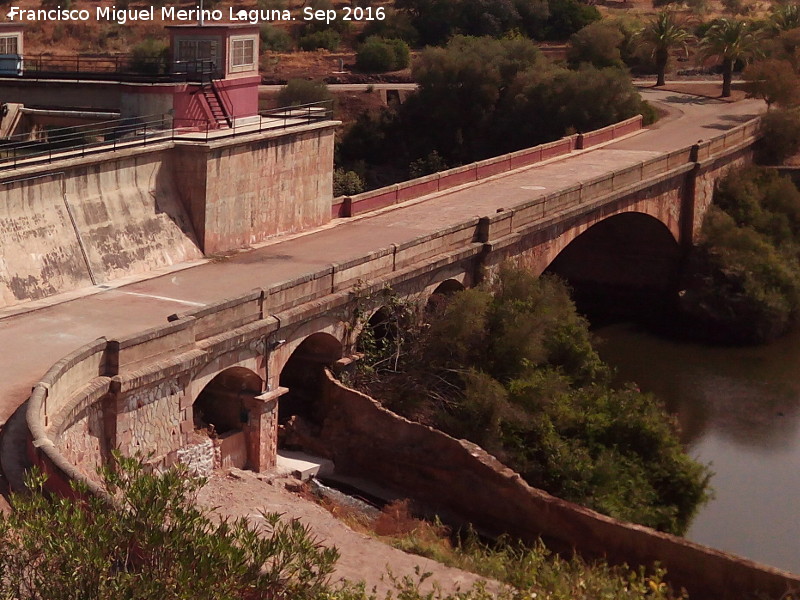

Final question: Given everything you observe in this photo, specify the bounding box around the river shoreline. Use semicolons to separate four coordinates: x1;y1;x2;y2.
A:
594;320;800;574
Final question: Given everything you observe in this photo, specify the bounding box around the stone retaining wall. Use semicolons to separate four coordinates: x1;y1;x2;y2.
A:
316;373;800;600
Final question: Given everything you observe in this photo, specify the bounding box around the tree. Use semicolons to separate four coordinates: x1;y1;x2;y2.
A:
407;36;542;162
637;11;692;86
770;3;800;33
356;37;411;72
757;107;800;164
567;22;625;69
700;18;761;98
348;267;711;534
743;58;800;108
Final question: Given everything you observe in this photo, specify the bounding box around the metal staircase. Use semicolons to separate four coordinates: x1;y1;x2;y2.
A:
200;80;232;128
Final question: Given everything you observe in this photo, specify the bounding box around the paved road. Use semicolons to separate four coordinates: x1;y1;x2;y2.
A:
260;81;743;94
0;90;764;428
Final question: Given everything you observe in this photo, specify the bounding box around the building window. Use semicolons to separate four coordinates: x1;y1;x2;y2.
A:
177;39;218;69
230;37;255;71
0;36;18;55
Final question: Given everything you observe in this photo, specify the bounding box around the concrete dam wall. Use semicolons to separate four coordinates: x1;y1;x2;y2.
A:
0;121;338;309
0;147;203;307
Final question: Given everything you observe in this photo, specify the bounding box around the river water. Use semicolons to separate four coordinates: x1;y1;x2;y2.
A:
595;323;800;574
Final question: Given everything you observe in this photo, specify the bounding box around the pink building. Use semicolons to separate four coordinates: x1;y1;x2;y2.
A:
167;24;261;128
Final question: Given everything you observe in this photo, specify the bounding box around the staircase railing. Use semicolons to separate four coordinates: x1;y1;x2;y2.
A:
209;79;233;128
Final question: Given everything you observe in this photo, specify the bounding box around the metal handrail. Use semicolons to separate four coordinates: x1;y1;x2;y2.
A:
0;100;335;171
17;55;219;82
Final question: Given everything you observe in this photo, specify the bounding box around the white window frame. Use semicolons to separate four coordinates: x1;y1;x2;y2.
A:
229;36;256;73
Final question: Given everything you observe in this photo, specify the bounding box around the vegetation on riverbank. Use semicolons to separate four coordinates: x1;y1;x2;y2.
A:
680;167;800;343
346;266;710;535
311;496;686;600
2;455;687;600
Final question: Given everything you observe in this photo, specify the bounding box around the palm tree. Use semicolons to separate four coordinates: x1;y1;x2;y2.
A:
770;3;800;33
700;18;761;98
638;11;692;87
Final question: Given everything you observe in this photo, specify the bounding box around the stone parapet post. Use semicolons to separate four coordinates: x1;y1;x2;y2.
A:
245;387;287;471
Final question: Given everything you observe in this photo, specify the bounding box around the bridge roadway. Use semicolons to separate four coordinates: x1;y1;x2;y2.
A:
0;89;763;431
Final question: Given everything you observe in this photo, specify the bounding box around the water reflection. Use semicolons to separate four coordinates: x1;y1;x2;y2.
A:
595;323;800;572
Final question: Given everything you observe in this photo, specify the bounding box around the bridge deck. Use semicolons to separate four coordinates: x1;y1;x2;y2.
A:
0;89;764;425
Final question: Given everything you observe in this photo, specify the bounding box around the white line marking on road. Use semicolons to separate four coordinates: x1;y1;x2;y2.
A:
118;291;207;307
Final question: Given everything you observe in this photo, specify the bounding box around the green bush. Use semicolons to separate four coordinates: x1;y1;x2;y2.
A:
0;456;338;600
349;266;711;534
356;37;411;72
333;168;365;196
360;10;419;46
277;78;332;106
298;29;341;51
567;22;625;68
130;37;169;75
681;168;800;342
542;0;601;39
260;24;294;52
757;108;800;164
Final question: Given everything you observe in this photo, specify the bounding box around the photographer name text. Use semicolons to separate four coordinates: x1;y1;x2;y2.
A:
5;5;386;24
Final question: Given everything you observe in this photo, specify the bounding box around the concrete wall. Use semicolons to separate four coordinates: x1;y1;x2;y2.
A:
66;150;204;284
0;173;94;305
198;124;336;253
0;120;337;308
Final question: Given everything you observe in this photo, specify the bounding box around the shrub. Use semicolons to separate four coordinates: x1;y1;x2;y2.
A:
409;150;448;177
348;266;711;534
130;37;169;75
260;24;294;52
360;10;419;46
757;108;800;164
277;78;332;106
543;0;601;39
0;456;338;599
567;22;625;68
681;168;800;342
298;29;341;51
356;37;411;72
333;168;365;196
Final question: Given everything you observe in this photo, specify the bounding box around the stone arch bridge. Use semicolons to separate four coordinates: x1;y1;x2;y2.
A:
23;111;800;600
25;114;761;489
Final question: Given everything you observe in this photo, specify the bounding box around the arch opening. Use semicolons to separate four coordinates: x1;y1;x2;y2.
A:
425;279;465;316
192;366;263;471
357;306;396;353
545;212;681;323
194;367;262;435
278;333;343;427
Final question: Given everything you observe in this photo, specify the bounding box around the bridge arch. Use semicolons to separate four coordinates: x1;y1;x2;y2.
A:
544;211;681;318
190;365;265;470
425;279;466;315
193;366;263;435
278;332;343;426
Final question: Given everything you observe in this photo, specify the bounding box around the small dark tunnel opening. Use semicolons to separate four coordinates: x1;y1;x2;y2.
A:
278;333;343;426
425;279;466;317
194;367;263;435
545;213;682;325
363;307;395;345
